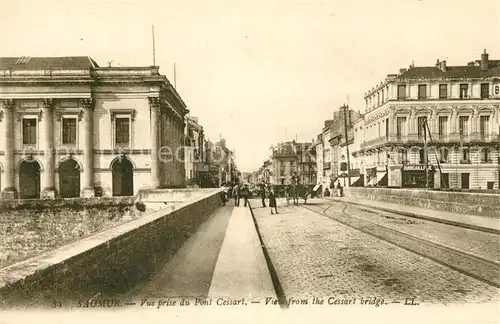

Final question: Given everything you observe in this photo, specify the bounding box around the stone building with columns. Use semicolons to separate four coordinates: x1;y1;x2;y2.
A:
0;56;188;199
355;50;500;190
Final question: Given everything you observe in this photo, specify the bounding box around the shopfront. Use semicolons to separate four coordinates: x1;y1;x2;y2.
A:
401;164;435;188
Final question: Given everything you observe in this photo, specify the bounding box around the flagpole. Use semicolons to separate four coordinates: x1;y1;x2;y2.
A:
152;25;156;66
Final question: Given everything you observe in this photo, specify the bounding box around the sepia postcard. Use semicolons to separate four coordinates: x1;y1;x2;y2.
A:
0;0;499;323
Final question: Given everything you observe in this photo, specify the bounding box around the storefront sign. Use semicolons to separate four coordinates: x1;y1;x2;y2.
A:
402;164;433;172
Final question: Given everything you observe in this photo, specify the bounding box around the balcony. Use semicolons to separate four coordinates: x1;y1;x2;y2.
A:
323;162;332;170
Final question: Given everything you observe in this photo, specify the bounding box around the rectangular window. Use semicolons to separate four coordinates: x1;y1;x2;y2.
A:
417;117;427;139
459;116;469;136
440;173;449;189
418;84;427;99
439;148;449;163
377;92;380;106
397;85;406;100
381;90;384;103
115;118;130;145
480;83;489;99
481;148;491;163
22;118;37;145
460;84;468;99
461;173;470;189
419;149;425;164
400;149;408;164
396;117;406;138
439;84;448;99
385;118;389;138
438;116;448;137
62;118;77;144
461;148;470;162
480;116;489;137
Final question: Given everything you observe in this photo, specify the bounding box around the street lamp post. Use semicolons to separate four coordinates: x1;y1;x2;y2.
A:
424;117;429;189
342;104;352;186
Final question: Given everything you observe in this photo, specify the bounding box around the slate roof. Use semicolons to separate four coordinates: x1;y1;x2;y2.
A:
0;56;99;70
398;62;500;80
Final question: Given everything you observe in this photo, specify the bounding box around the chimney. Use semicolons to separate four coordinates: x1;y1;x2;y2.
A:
435;59;440;67
481;49;489;71
439;60;447;72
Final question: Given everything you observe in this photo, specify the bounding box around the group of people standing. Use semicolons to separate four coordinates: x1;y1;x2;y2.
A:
219;182;251;207
258;181;278;214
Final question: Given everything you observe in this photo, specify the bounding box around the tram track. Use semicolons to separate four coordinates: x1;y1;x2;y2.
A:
302;202;500;289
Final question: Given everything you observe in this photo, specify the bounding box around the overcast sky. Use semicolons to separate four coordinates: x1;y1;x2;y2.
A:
1;0;499;172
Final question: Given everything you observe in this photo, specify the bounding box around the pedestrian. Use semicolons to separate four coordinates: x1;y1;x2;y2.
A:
219;182;227;206
241;184;250;207
285;185;290;205
233;184;240;207
260;181;267;207
227;183;233;199
336;181;343;197
269;188;278;214
324;188;331;197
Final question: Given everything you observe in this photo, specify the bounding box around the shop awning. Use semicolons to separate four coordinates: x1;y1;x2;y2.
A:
313;184;321;192
377;172;388;186
352;176;364;187
347;177;360;186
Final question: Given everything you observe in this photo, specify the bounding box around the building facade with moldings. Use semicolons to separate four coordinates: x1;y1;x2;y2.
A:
184;116;205;186
354;50;500;190
0;56;188;199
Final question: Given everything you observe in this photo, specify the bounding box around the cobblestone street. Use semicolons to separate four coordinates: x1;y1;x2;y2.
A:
250;199;500;305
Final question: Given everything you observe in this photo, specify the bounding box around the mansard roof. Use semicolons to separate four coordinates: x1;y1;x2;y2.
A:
398;64;500;80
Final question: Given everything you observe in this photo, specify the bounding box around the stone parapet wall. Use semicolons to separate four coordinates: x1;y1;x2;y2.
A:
0;196;136;211
0;189;220;307
137;188;220;202
344;187;500;218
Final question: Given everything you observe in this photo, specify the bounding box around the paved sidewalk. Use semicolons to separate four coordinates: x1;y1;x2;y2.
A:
328;197;500;233
119;205;234;299
208;206;276;300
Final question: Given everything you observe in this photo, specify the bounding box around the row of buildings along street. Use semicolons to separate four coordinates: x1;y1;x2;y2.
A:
0;56;238;199
252;50;500;194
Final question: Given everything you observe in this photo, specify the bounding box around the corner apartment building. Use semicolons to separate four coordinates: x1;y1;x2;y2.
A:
270;141;316;187
205;138;235;186
0;56;188;199
354;50;500;189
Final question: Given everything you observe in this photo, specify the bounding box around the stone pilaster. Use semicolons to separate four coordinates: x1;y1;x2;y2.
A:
180;120;186;186
81;98;95;197
173;116;179;186
41;99;56;199
148;97;160;189
1;100;18;199
164;110;173;187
